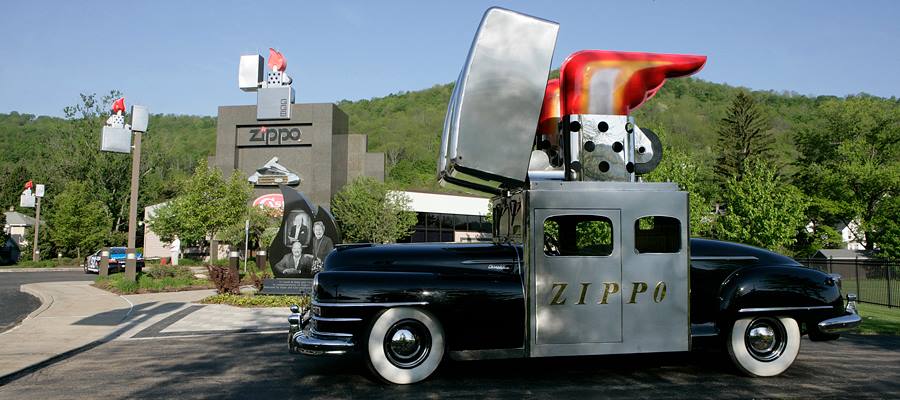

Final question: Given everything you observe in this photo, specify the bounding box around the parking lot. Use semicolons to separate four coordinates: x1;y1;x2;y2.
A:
1;330;898;399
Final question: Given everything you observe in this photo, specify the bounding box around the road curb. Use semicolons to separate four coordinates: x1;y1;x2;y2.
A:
20;284;54;320
0;268;83;273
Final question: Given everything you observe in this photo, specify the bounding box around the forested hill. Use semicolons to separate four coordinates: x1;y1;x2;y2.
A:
340;78;898;191
0;78;896;212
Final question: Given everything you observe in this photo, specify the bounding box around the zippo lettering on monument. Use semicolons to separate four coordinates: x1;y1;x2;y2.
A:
236;125;308;147
549;281;667;305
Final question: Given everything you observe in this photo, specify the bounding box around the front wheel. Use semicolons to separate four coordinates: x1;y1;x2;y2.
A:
365;307;444;384
727;316;800;377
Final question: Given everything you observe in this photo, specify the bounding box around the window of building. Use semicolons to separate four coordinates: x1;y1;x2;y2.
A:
399;212;491;243
544;215;613;257
634;216;681;254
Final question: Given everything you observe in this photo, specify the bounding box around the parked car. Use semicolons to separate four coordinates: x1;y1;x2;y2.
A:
84;247;144;274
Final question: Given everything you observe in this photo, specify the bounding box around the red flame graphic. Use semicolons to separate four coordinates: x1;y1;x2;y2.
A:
24;180;33;191
112;98;126;114
560;51;706;115
268;48;287;72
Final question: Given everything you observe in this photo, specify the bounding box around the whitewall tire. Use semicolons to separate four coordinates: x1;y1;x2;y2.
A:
365;307;445;384
727;316;800;377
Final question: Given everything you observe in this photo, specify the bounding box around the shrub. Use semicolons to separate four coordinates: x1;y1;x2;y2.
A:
208;265;240;294
145;265;194;280
201;293;311;308
94;269;212;294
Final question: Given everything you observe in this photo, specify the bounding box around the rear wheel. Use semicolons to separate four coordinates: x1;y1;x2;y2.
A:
727;316;800;377
365;307;444;384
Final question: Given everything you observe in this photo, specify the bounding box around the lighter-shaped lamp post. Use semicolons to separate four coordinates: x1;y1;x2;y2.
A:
101;99;149;282
19;181;44;261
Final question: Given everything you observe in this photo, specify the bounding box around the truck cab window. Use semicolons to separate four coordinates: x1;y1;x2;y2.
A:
544;215;613;257
634;216;681;253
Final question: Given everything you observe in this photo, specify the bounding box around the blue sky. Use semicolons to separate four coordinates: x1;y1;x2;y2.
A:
1;1;898;117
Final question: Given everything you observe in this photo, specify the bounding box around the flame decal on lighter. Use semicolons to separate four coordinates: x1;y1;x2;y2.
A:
112;98;126;114
268;48;287;72
559;51;706;116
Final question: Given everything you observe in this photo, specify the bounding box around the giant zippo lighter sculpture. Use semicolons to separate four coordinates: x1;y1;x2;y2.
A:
239;48;295;120
436;6;706;357
438;11;705;191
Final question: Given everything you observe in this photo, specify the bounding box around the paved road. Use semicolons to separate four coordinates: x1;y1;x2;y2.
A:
1;332;897;399
0;271;94;332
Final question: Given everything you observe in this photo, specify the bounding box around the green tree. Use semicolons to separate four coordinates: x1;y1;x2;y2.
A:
218;205;282;250
793;96;900;252
0;211;8;244
793;224;844;258
331;177;417;243
645;130;716;237
716;161;808;253
871;196;900;259
48;182;113;259
715;91;774;183
147;160;251;261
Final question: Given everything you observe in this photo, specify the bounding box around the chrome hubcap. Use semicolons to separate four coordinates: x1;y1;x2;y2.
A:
383;319;431;369
745;317;787;362
748;326;776;353
389;329;419;357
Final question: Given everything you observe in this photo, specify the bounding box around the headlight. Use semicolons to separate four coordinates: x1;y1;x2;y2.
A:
827;273;842;290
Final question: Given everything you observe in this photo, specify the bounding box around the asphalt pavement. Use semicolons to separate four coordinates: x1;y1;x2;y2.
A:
1;274;898;399
0;333;898;399
0;271;93;332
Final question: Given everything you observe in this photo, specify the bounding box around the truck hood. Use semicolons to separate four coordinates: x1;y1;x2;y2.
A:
324;242;521;275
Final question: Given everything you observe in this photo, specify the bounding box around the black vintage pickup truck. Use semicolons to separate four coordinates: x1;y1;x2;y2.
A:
289;238;859;384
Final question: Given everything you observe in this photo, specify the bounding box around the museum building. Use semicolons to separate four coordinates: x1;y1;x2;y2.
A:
142;103;491;259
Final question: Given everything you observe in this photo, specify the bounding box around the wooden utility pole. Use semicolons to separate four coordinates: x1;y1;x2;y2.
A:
125;130;142;282
32;196;41;261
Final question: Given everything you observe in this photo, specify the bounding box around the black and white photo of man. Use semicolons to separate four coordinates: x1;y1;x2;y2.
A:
285;210;311;247
311;221;334;268
273;241;315;278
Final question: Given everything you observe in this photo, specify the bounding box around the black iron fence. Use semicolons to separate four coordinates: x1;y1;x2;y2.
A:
797;257;899;308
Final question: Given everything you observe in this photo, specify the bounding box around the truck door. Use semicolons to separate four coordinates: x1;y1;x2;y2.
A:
532;209;622;349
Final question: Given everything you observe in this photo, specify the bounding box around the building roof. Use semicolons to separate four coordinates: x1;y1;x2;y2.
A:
3;211;39;227
394;191;490;216
812;249;870;260
144;201;170;220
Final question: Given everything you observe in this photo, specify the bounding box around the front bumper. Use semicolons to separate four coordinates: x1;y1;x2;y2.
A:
817;295;862;334
288;308;355;356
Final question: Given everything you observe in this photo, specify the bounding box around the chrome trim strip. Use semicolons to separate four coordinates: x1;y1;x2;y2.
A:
312;316;362;322
310;327;354;338
460;259;516;265
449;348;525;361
312;301;428;308
738;306;833;313
690;256;758;261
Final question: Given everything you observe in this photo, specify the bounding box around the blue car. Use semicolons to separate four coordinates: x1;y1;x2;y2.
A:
84;247;144;274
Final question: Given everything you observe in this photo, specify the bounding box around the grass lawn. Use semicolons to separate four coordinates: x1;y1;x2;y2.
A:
841;279;900;308
3;258;82;268
94;266;213;294
855;303;900;335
